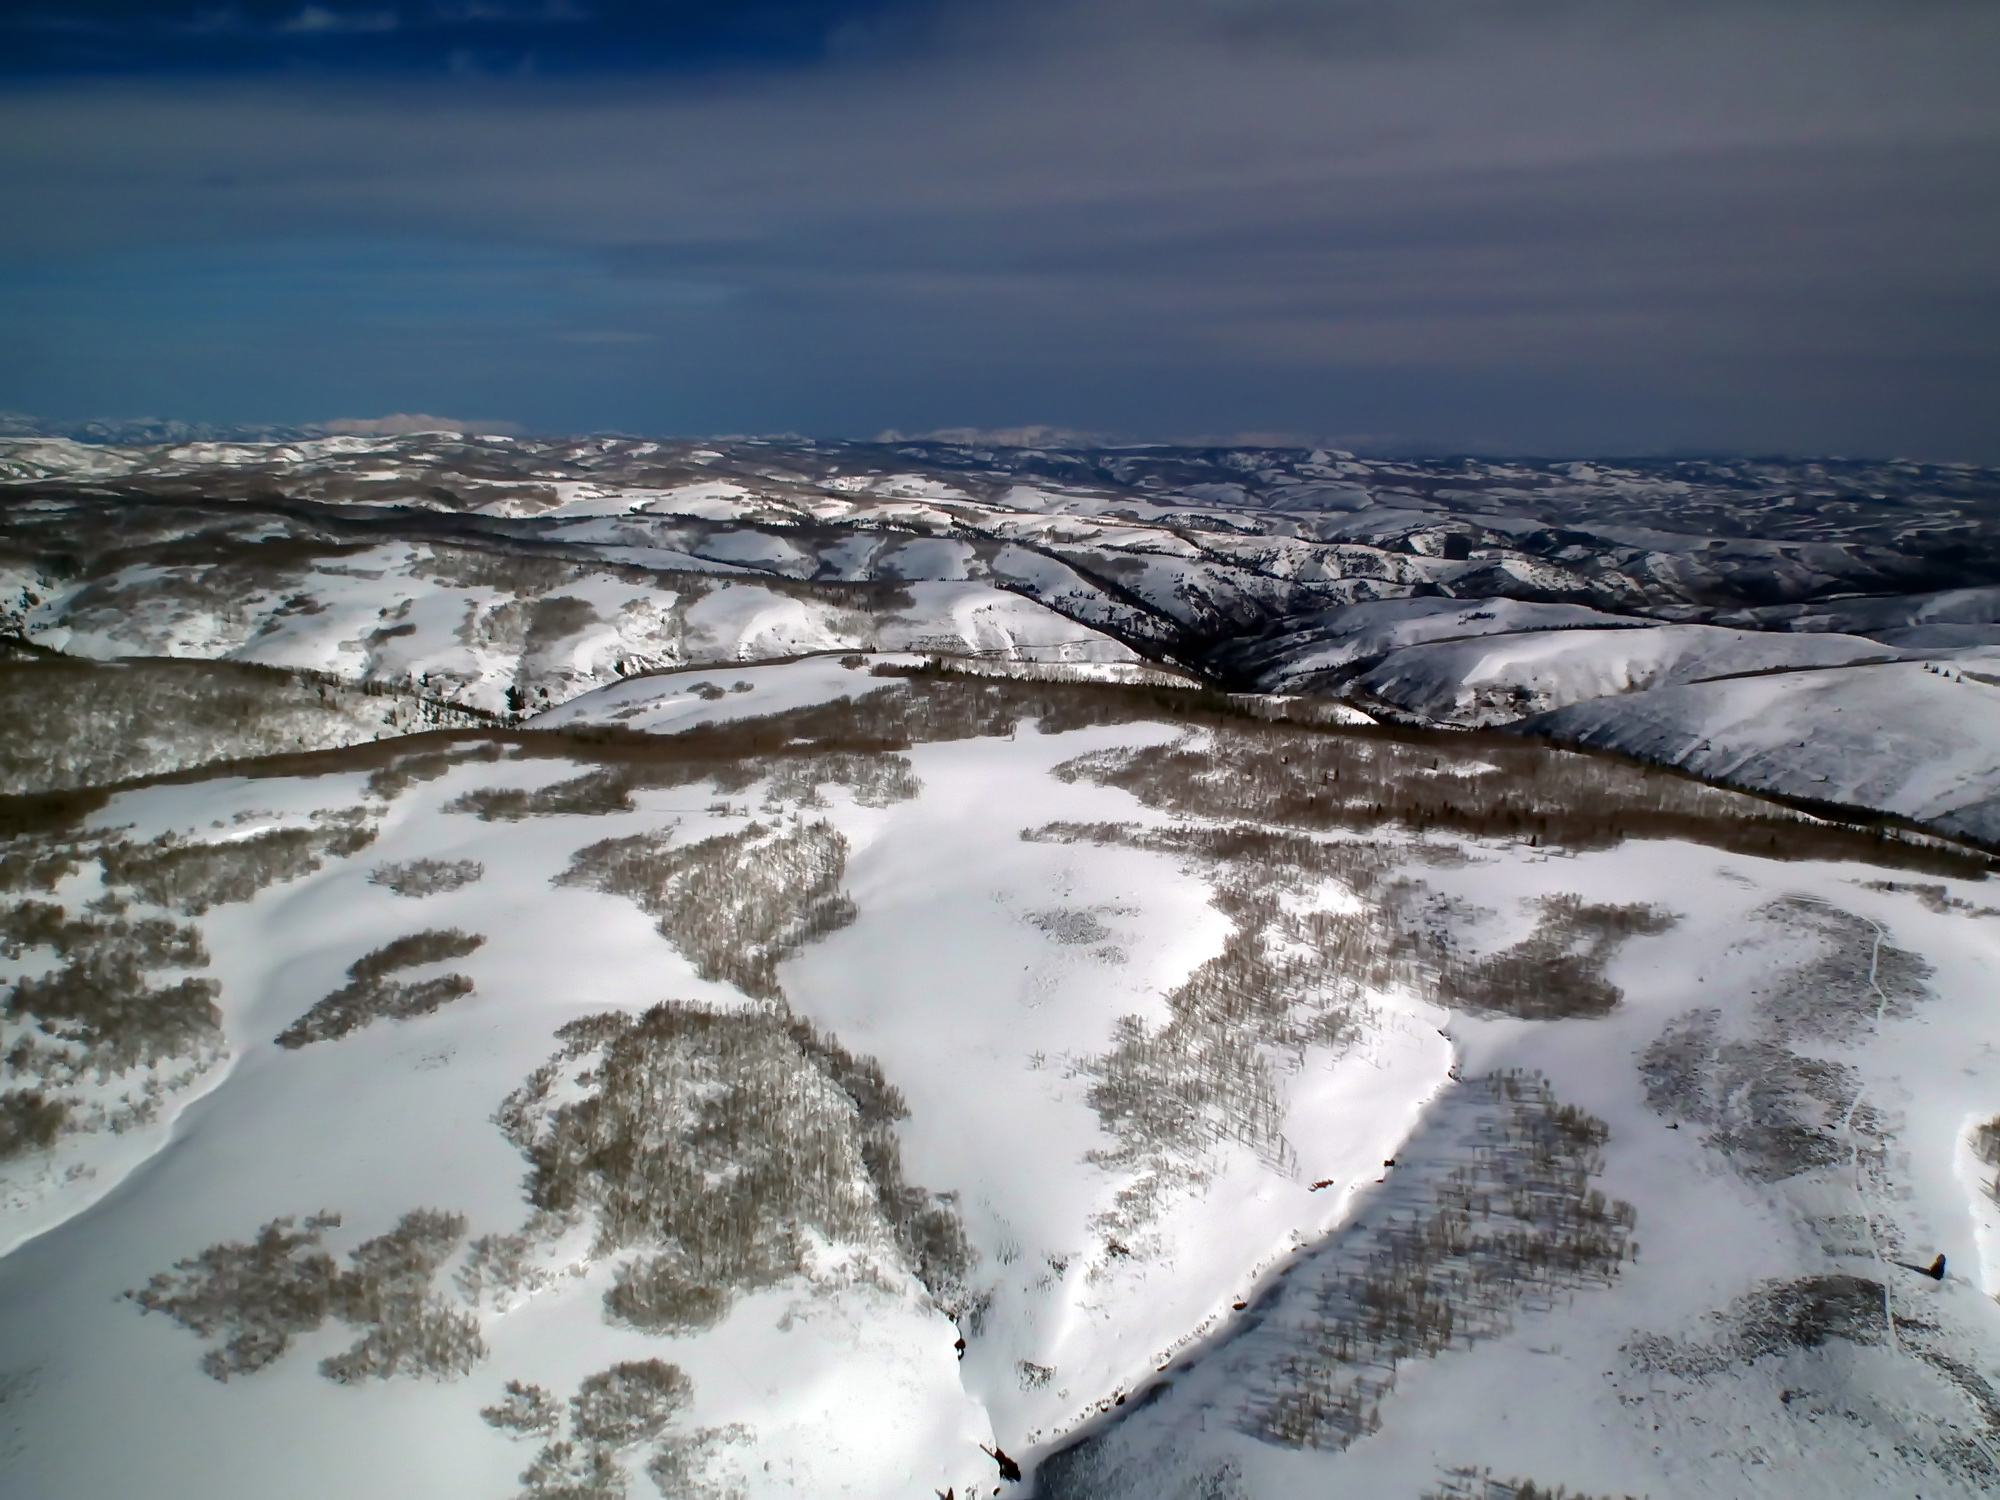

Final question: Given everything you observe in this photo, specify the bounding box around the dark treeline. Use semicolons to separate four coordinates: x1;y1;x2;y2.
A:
1;665;1991;878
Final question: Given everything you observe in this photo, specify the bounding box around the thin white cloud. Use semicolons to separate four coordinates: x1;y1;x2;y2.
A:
278;6;400;35
313;412;519;434
432;0;588;22
876;424;1111;447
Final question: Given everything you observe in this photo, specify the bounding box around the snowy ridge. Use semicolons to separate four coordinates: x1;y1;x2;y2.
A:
6;433;1999;839
1350;623;1919;728
1521;661;2000;847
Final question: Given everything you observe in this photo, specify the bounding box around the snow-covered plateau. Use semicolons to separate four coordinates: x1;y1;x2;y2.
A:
2;433;1999;1500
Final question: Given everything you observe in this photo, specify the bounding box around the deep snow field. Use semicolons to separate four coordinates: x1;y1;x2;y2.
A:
3;661;1999;1500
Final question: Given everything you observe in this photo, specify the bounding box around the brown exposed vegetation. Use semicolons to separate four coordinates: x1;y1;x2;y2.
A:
2;900;219;1079
557;822;855;1000
1862;880;2000;918
3;670;1984;876
1438;896;1676;1021
1640;900;1924;1181
1640;1010;1874;1183
493;1002;972;1336
1050;715;1991;877
0;786;113;843
1038;1073;1638;1497
127;1208;485;1384
275;929;485;1048
1627;1272;1891;1381
319;1210;489;1384
1027;820;1664;1258
0;807;398;1149
483;1379;564;1439
1751;897;1929;1043
1026;822;1396;1233
365;740;509;801
447;744;918;825
454;1227;556;1310
448;766;647;820
757;751;920;809
370;857;485;897
0;654;485;797
1624;1268;2000;1483
484;1360;747;1500
1974;1116;2000;1170
1243;1073;1635;1451
0;1087;68;1159
1970;1116;2000;1206
0;835;78;894
1426;1471;1639;1500
411;547;595;598
1026;908;1112;945
99;815;375;914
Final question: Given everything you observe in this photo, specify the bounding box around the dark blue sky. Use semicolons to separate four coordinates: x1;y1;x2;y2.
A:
3;1;1998;457
0;1;927;75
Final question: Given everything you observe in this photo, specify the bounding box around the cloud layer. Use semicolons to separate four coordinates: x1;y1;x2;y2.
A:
2;0;1997;456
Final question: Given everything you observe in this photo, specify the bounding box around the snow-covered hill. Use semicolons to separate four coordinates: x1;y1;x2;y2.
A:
0;653;492;794
0;530;1143;719
3;663;1998;1499
6;432;1998;844
1523;660;2000;847
1348;623;1913;728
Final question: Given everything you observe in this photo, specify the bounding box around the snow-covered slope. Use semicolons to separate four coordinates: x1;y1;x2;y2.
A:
0;654;490;794
1209;596;1647;694
1352;622;1913;728
2;533;1143;717
1717;584;2000;639
1040;851;2000;1499
1523;659;2000;847
3;665;1998;1500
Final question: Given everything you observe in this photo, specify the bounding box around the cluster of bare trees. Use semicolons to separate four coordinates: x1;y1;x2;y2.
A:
0;655;486;797
485;1358;747;1500
1055;715;1987;876
1247;1073;1636;1450
1425;1470;1637;1500
127;1208;485;1385
1437;896;1675;1021
274;928;485;1049
494;1002;971;1343
2;895;219;1153
370;857;485;898
558;822;857;1001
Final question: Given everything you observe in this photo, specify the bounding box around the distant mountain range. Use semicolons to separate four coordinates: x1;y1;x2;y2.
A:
5;429;1996;844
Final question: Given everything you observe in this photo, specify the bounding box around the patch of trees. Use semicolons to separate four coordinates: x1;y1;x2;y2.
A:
484;1361;749;1500
370;857;485;897
1437;896;1675;1021
1244;1072;1636;1451
127;1208;485;1384
494;1002;973;1338
275;928;485;1048
558;821;856;1001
